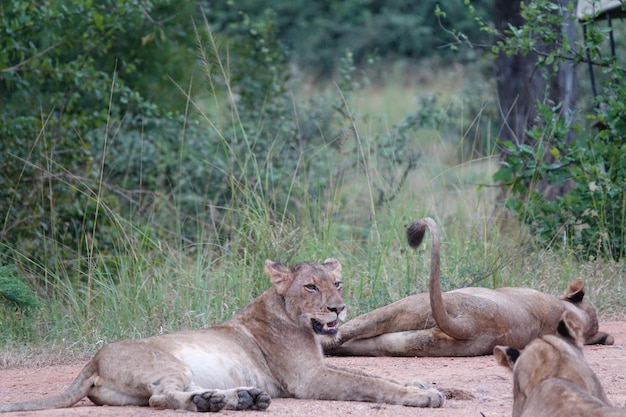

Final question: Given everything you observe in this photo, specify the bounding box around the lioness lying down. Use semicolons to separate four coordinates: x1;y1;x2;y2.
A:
494;311;626;417
324;218;614;357
0;258;444;413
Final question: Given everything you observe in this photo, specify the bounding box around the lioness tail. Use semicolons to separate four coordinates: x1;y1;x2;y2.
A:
406;217;474;340
0;361;96;412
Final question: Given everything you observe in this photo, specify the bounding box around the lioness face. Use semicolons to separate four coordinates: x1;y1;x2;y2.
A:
265;258;347;335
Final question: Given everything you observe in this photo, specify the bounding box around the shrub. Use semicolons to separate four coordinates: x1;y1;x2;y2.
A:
0;0;198;274
489;0;626;259
0;265;41;313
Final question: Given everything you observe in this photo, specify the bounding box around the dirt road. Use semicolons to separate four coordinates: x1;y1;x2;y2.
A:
0;321;624;417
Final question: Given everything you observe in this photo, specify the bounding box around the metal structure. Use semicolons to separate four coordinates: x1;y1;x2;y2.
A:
577;0;625;97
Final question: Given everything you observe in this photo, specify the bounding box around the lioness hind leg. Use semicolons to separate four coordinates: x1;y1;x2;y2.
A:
146;374;271;412
190;388;270;412
149;390;208;411
190;391;227;412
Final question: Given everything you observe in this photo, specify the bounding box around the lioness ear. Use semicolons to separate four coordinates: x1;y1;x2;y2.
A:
265;259;293;295
562;279;585;303
322;258;342;276
493;345;519;370
557;311;584;346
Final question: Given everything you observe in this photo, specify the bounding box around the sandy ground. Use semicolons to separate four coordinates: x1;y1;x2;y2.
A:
0;321;624;417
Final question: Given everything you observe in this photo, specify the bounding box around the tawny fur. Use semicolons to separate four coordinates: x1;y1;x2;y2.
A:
494;311;626;417
0;258;444;413
324;217;614;357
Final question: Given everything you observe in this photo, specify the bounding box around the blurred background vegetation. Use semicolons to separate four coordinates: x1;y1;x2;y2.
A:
0;0;624;359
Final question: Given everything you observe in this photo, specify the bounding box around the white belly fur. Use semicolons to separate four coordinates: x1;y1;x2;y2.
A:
176;344;277;393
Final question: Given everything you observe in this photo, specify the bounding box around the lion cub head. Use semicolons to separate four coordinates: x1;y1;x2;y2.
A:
264;258;347;335
494;311;612;417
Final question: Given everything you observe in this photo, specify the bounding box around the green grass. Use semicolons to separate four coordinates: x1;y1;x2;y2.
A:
1;40;624;367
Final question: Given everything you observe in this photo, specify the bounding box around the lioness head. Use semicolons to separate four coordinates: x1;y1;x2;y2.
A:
264;258;347;335
494;311;609;417
559;279;614;345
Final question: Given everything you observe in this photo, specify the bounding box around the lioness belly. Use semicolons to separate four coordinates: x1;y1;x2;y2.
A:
150;330;282;396
446;288;562;345
177;344;276;392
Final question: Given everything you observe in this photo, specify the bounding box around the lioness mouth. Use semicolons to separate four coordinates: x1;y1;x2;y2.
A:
312;319;338;335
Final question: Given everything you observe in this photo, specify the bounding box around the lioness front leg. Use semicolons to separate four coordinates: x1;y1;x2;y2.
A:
299;367;444;407
326;363;432;390
319;317;376;350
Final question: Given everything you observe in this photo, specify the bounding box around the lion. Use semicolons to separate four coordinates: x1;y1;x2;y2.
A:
494;311;625;417
0;258;444;413
323;217;614;357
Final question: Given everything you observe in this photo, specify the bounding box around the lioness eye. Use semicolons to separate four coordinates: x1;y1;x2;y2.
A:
335;281;342;290
304;283;318;292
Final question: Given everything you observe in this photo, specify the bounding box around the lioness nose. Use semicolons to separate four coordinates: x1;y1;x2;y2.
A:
328;305;345;315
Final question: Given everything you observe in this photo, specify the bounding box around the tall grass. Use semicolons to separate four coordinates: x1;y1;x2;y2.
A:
1;29;624;367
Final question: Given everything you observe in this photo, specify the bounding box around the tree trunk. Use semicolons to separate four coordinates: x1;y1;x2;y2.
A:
493;0;577;201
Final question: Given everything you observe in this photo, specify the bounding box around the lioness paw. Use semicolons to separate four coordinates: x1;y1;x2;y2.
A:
404;378;431;390
319;333;343;350
236;388;271;411
405;387;445;408
192;391;227;412
427;388;445;408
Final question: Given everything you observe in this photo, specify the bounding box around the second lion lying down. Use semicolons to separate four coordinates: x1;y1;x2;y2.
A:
324;217;614;357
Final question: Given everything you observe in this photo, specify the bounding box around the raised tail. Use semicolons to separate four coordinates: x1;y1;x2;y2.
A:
406;217;473;340
0;360;97;412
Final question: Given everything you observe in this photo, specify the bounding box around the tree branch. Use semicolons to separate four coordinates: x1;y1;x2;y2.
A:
1;42;63;73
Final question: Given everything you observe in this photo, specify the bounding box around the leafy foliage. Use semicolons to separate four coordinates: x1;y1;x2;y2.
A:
0;0;623;352
487;0;626;259
193;9;342;224
0;0;493;322
0;265;41;312
0;0;199;274
206;0;492;78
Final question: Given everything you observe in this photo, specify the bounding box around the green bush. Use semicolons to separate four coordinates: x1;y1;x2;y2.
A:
0;266;41;312
489;0;626;259
0;0;199;273
192;10;349;225
205;0;492;78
